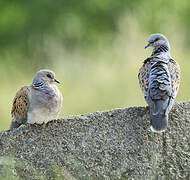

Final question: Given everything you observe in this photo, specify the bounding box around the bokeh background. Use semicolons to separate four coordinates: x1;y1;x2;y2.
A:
1;0;190;130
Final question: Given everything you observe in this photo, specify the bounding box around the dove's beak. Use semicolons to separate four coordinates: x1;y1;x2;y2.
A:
145;42;151;49
54;79;60;84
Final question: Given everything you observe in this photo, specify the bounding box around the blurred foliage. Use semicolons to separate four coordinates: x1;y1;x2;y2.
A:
1;0;190;54
0;0;190;130
0;0;137;53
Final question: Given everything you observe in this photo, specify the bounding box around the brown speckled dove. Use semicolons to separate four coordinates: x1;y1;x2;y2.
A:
10;69;63;129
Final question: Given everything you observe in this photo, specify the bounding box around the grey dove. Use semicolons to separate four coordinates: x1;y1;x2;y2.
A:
10;69;63;129
138;34;180;133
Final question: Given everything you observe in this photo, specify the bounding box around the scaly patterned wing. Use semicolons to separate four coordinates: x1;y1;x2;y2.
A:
138;58;152;99
138;57;180;99
168;59;180;98
10;86;30;129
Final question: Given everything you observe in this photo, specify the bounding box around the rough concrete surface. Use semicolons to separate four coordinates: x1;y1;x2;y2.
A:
0;101;190;180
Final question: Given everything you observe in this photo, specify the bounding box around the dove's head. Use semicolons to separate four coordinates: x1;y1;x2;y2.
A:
33;69;60;85
145;34;170;49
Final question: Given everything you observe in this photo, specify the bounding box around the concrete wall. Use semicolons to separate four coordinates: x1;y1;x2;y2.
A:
0;101;190;179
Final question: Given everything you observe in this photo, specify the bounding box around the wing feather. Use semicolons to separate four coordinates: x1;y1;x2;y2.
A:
10;86;30;129
167;59;180;98
138;56;180;99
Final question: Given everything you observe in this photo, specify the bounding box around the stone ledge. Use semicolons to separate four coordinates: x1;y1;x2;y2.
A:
0;101;190;179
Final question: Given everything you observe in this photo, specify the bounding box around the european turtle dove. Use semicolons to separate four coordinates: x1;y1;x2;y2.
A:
10;69;63;129
138;34;180;133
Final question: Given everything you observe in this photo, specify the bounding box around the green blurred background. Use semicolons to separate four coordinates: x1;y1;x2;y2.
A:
0;0;190;130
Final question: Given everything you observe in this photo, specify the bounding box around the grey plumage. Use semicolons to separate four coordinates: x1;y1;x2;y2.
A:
10;69;63;129
139;34;180;133
147;59;172;131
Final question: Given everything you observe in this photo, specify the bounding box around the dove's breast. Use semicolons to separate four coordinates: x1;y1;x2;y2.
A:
27;84;62;124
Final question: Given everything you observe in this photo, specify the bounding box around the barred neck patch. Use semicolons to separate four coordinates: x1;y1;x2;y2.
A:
152;44;170;56
32;81;44;89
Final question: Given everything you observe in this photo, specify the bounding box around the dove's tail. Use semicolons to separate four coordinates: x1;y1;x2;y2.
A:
9;117;26;130
150;111;168;133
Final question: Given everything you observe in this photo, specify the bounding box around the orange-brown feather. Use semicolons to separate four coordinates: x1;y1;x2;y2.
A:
11;86;29;122
167;59;180;98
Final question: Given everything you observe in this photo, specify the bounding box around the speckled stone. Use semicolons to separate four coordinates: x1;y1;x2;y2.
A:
0;101;190;179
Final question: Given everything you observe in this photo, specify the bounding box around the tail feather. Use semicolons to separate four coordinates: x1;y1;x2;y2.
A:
9;117;26;130
150;112;168;133
9;120;21;129
148;98;170;133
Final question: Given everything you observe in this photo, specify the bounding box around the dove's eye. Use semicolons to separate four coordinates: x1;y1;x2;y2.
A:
47;74;52;78
155;38;159;41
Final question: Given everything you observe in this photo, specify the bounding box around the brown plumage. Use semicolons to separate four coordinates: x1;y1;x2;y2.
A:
11;86;29;128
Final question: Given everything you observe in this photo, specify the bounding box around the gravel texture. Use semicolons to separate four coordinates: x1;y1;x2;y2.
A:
0;101;190;179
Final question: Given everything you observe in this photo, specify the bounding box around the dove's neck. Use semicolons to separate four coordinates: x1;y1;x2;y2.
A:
151;43;170;57
32;79;45;89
